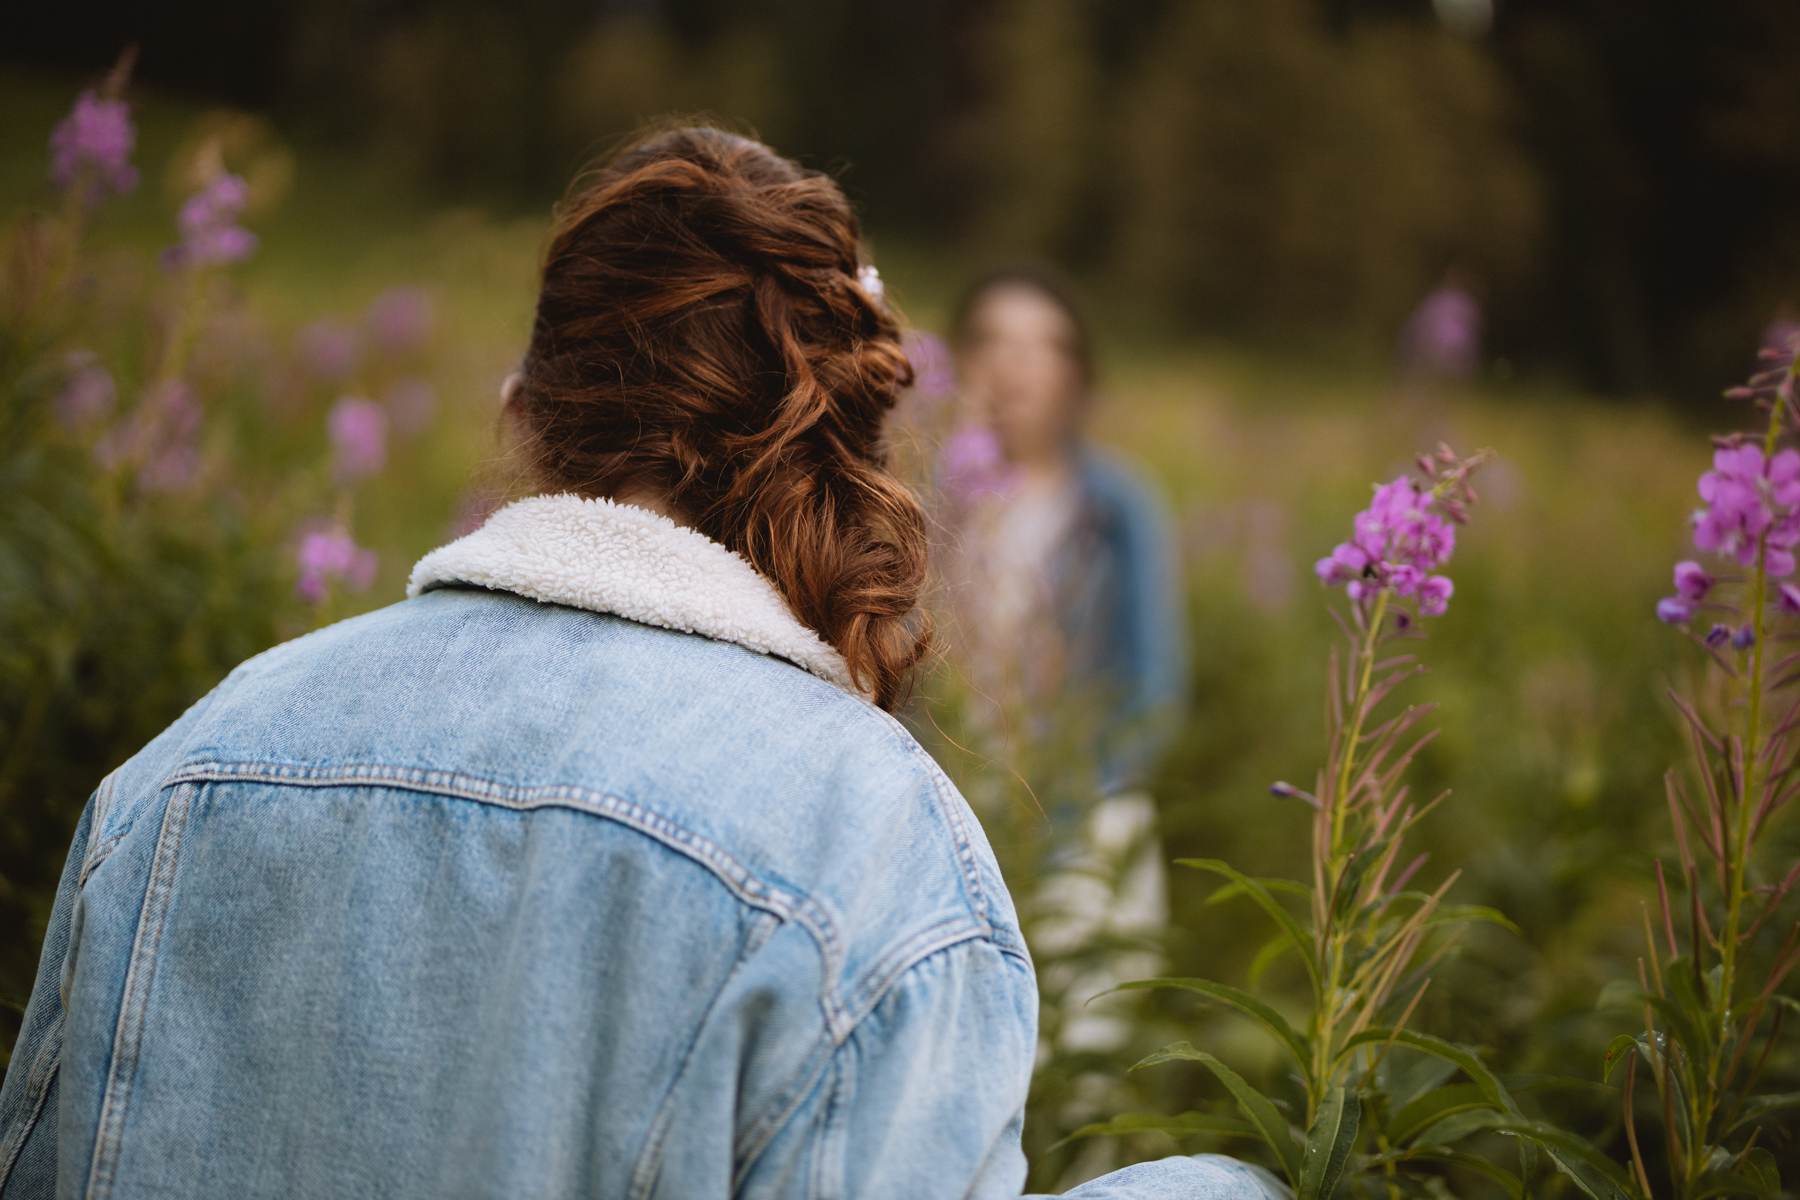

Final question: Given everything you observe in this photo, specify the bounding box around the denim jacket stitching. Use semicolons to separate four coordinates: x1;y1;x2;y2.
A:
161;760;852;1033
84;782;195;1200
809;1032;853;1200
0;1010;63;1190
627;908;782;1200
838;917;998;1033
78;775;125;887
730;1036;836;1192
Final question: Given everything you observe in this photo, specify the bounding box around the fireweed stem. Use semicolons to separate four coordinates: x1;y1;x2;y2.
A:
1311;587;1390;1120
1700;363;1795;1188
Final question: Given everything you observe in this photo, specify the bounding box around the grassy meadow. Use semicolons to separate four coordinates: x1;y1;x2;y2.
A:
4;70;1777;1190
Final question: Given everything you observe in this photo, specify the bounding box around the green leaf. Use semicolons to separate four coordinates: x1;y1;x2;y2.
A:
1053;1110;1256;1152
1601;1034;1642;1081
1341;1028;1536;1183
1129;1041;1303;1183
1694;1146;1780;1198
1387;1083;1499;1147
1328;854;1374;924
1424;903;1522;936
1644;995;1711;1067
1106;977;1309;1071
1297;1086;1359;1200
1378;1045;1459;1111
1247;931;1296;988
1483;1121;1636;1200
1179;859;1320;996
1727;1091;1800;1135
1205;876;1312;904
1339;1029;1515;1115
1390;1149;1524;1199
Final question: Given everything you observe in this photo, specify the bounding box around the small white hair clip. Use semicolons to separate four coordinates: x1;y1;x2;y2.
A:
856;263;885;302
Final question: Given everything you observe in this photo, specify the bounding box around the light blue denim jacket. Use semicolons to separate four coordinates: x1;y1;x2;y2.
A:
1055;449;1187;799
0;495;1280;1199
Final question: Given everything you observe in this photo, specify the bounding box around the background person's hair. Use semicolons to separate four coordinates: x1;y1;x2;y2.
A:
511;124;930;709
950;263;1096;390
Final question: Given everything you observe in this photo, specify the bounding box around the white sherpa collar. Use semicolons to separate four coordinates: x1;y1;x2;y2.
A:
406;493;865;699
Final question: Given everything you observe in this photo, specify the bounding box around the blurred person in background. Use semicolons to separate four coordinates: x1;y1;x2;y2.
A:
938;266;1187;1054
0;128;1279;1200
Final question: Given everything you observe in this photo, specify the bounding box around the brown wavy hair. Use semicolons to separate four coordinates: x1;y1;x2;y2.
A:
509;125;930;709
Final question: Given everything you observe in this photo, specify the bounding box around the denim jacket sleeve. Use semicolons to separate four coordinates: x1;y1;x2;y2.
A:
0;792;92;1197
740;937;1287;1200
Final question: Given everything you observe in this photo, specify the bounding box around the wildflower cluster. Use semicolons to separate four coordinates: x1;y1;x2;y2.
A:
30;67;444;610
1083;446;1623;1198
1314;448;1477;619
170;173;257;268
1604;336;1800;1198
49;89;138;203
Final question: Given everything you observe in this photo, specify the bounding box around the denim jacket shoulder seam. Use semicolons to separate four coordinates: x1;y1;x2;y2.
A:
162;759;849;1030
839;917;997;1033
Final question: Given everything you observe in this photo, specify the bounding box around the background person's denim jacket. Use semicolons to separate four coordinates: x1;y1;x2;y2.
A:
0;495;1281;1200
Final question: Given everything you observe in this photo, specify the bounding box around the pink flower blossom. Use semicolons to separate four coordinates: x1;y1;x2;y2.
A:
54;352;116;429
937;425;1019;505
902;330;956;400
295;526;378;602
169;174;257;268
1691;443;1800;576
1317;473;1462;617
366;288;434;356
49;90;138;204
296;320;361;382
328;396;387;481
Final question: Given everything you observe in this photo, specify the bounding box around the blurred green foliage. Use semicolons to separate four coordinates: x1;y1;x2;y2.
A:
14;1;1800;390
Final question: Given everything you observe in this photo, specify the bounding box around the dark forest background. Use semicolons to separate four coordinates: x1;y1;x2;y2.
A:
10;0;1799;397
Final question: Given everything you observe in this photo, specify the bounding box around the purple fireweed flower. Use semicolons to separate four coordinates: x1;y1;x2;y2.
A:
95;379;203;493
1315;541;1370;585
1673;560;1713;602
902;330;957;400
1763;318;1800;360
384;377;437;435
169;173;257;268
1399;285;1481;380
295;526;378;602
54;352;117;429
50;90;138;204
366;288;433;356
328;396;387;480
1320;473;1461;616
1692;444;1800;576
1656;596;1695;625
1417;574;1453;617
1705;623;1732;648
938;425;1019;505
296;320;361;382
